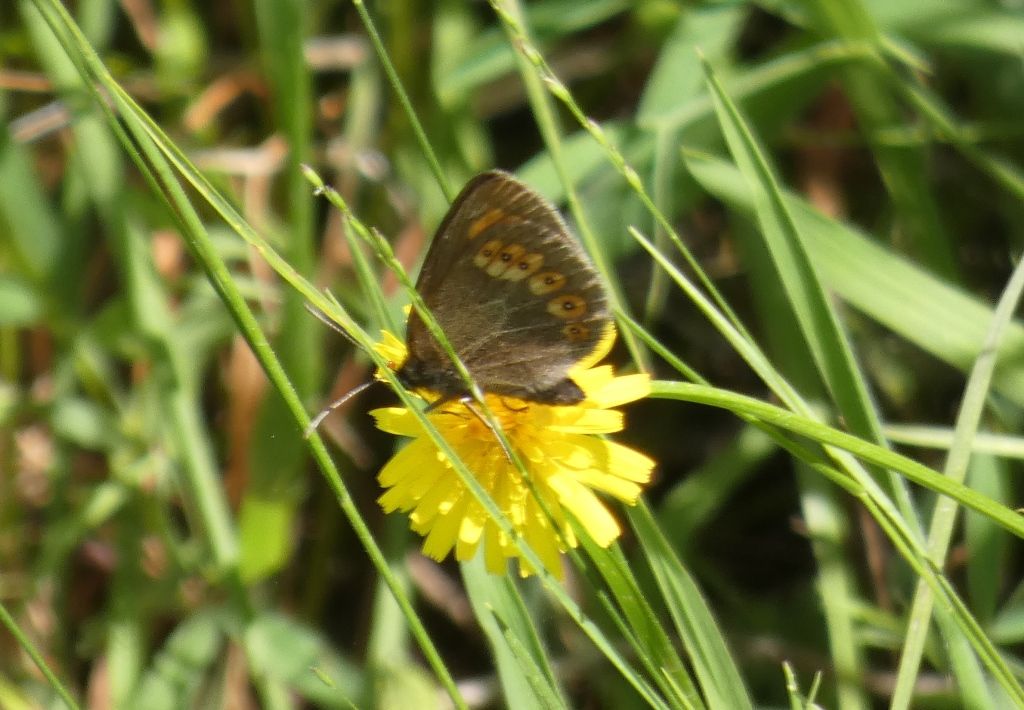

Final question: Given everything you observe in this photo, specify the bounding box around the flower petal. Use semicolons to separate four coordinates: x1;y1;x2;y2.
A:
563;468;644;503
378;463;448;512
546;476;621;547
422;497;468;561
371;407;423;437
456;499;487;560
572;437;656;483
548;408;624;434
587;374;651;409
520;501;563;579
377;445;449;513
410;476;464;530
378;438;437;486
572;364;615;395
373;329;408;369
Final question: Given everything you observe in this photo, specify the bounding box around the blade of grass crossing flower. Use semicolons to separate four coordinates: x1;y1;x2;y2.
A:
463;557;568;710
304;177;669;707
891;237;1024;708
629;502;754;710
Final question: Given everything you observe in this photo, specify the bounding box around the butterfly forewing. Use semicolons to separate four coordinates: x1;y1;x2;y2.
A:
400;171;611;403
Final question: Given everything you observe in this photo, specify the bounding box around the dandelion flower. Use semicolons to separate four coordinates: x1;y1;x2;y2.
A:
370;327;654;578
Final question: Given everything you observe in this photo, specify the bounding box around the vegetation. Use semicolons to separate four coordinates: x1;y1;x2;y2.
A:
2;0;1023;708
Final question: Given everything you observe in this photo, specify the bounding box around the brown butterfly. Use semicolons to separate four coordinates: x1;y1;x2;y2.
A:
397;170;611;405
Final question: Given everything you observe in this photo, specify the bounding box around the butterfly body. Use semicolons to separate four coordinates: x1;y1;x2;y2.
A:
397;171;611;404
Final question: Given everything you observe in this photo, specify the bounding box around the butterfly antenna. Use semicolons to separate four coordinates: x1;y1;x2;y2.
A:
304;302;359;347
304;380;377;438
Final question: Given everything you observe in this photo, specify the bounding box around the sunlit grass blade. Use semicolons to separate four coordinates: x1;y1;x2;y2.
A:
629;502;753;710
578;538;702;708
650;380;1024;702
648;382;1024;541
463;557;568;710
700;51;916;707
891;231;1024;708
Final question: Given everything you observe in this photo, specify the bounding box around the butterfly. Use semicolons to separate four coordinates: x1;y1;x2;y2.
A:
396;170;611;405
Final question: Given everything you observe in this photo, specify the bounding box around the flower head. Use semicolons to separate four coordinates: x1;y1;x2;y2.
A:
370;327;653;578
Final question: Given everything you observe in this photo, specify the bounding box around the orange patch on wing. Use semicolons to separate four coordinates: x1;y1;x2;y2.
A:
529;271;566;295
474;239;503;268
487;244;527;277
502;252;544;281
563;323;591;342
468;209;509;240
548;294;587;319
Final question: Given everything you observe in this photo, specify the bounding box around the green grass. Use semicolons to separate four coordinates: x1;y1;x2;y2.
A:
2;0;1024;708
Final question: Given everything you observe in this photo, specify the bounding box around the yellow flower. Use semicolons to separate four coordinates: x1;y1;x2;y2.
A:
369;327;654;578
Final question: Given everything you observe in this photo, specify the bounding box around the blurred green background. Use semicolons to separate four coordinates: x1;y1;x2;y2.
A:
2;0;1024;708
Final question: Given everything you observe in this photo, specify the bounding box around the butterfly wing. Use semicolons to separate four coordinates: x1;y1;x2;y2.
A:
401;171;611;402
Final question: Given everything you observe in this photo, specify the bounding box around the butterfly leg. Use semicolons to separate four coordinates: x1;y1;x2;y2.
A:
420;394;515;463
458;397;515;464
